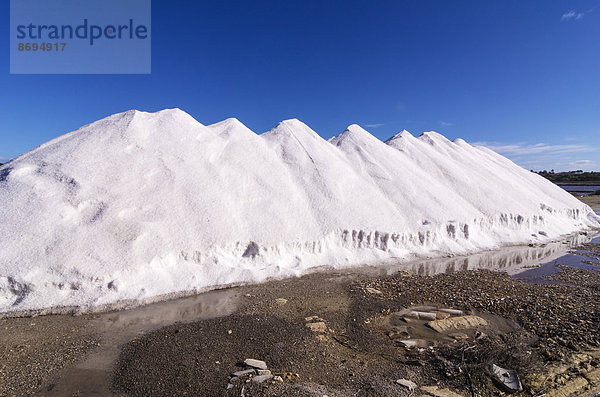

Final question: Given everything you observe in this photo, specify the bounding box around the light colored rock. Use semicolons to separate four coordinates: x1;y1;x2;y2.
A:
399;339;428;348
586;368;600;384
306;322;327;333
272;376;283;382
275;298;288;306
232;369;255;377
226;383;235;389
546;377;589;397
305;315;323;322
257;369;271;376
448;332;469;340
244;359;267;370
421;385;464;397
491;364;522;393
396;378;417;390
365;287;382;294
403;310;437;321
427;315;488;333
252;374;273;383
438;308;464;316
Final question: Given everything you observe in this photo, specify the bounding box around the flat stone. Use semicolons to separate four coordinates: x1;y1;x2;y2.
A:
398;339;428;348
252;374;273;383
275;298;288;306
403;311;437;321
232;369;256;377
427;315;488;333
272;376;283;382
244;359;268;370
306;322;327;333
305;315;323;322
396;378;417;390
365;287;382;294
438;308;464;316
226;383;235;389
491;364;522;393
448;332;469;340
257;369;271;376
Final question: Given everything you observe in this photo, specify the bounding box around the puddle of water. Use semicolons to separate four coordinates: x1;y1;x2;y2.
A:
514;236;600;284
43;287;240;396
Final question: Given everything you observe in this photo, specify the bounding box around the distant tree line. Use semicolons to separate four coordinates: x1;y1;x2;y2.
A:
533;169;600;184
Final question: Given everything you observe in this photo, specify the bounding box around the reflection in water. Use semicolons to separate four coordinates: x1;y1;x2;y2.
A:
354;232;599;278
99;287;239;332
516;235;600;283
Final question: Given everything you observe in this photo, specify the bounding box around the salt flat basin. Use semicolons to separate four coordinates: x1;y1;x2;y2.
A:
557;184;600;195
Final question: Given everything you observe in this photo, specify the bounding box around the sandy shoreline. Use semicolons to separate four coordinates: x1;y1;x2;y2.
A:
0;234;599;396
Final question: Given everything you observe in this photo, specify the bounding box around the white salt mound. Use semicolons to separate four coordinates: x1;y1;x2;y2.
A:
0;109;597;314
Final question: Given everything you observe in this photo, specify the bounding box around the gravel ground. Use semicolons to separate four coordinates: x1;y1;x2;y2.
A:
0;314;99;396
112;240;600;396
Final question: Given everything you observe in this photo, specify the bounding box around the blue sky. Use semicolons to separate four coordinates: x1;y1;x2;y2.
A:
1;0;599;171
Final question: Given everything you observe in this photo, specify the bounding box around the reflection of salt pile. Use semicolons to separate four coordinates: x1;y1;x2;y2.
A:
0;109;597;314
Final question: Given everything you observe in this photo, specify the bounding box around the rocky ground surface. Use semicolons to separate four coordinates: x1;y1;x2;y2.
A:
0;314;99;396
1;235;599;396
112;240;600;396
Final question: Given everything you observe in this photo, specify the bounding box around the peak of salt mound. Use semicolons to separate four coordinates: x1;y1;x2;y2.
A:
385;129;413;143
453;138;470;147
136;107;202;126
261;118;324;143
417;131;451;145
329;124;382;147
208;118;255;139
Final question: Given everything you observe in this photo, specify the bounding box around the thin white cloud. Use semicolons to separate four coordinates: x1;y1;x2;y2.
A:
0;156;8;163
569;159;595;166
474;141;599;171
474;142;592;156
561;10;587;20
440;121;453;127
364;123;384;128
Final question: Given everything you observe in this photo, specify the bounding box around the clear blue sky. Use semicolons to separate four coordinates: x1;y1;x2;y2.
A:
1;0;599;171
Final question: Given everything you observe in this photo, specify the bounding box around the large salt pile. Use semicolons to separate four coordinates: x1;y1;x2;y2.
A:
0;109;597;314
